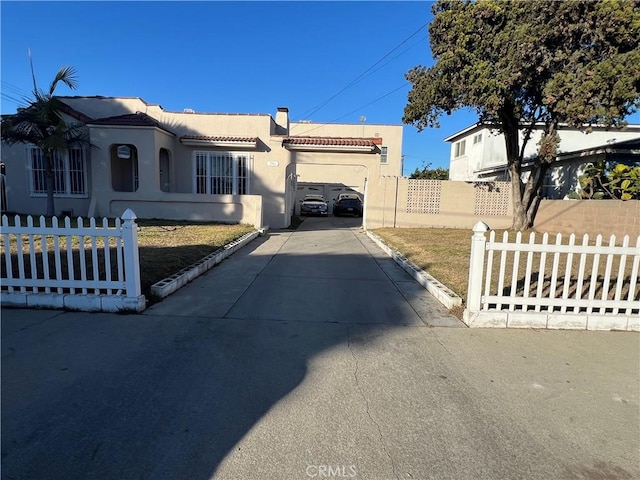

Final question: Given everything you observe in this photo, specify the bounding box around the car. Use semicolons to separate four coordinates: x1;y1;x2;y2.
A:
333;194;363;217
300;195;328;216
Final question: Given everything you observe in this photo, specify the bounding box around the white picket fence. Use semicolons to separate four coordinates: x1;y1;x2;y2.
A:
465;222;640;330
1;209;145;312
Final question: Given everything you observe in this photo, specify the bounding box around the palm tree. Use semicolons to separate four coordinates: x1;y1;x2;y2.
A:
1;65;87;216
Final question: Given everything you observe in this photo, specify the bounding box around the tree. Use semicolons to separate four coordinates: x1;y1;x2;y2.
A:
409;163;449;180
403;0;640;230
1;63;87;216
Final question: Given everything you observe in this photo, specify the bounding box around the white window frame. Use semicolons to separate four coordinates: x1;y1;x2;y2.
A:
26;146;88;197
473;133;482;145
380;146;388;164
454;140;466;158
192;151;252;195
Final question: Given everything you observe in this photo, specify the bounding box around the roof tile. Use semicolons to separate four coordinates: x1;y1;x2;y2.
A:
88;112;161;127
180;135;258;143
283;136;378;147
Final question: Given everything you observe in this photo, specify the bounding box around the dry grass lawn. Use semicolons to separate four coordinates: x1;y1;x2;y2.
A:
373;227;473;300
372;227;638;309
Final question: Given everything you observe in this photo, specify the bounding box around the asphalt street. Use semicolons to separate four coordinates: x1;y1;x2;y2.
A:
2;216;639;480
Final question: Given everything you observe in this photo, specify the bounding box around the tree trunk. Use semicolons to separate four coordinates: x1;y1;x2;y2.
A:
510;161;531;231
44;151;55;217
500;107;529;231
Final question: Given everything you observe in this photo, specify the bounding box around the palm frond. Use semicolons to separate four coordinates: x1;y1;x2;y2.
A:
49;66;78;95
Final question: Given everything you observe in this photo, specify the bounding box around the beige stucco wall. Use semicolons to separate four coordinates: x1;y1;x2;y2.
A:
2;97;404;229
365;177;639;238
535;199;640;238
365;178;513;230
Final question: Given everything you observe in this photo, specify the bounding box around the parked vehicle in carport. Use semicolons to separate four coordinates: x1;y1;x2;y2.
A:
333;194;363;217
300;195;329;216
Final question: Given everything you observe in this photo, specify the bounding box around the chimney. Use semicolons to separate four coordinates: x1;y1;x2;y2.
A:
275;107;289;135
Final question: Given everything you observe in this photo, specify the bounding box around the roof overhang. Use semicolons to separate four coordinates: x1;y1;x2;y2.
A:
283;136;379;153
284;144;377;153
179;136;258;148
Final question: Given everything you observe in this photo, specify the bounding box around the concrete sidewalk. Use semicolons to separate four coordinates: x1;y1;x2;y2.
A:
2;217;639;479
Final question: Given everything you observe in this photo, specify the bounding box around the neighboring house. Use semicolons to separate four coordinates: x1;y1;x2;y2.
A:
445;123;640;198
1;96;402;228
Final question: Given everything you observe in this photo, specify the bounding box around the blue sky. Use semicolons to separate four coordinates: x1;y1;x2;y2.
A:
5;2;637;176
1;1;477;174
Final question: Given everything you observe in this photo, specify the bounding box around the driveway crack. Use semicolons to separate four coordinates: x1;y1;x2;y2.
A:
346;325;399;480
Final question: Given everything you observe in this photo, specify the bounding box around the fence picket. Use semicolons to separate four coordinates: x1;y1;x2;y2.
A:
483;230;496;311
548;234;563;310
52;217;63;294
574;234;589;313
2;216;14;292
39;216;51;294
65;217;75;294
535;233;549;313
523;232;535;301
586;235;602;314
115;218;124;295
103;218;112;295
560;234;576;313
77;217;88;294
495;231;508;310
600;235;616;314
15;215;26;293
89;217;99;295
611;236;630;315
509;232;522;311
27;216;37;290
626;236;640;315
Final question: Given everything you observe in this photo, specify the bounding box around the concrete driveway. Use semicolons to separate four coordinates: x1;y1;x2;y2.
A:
2;216;639;480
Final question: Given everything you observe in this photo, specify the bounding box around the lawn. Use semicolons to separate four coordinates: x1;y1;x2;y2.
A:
372;227;473;300
136;220;255;299
371;227;638;309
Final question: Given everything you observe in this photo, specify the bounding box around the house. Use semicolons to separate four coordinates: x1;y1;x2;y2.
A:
445;123;640;198
1;96;403;228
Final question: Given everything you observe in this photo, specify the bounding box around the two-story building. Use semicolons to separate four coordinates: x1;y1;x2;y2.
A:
445;123;640;198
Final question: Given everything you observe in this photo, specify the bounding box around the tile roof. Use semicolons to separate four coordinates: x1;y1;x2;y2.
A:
283;136;379;147
180;135;258;143
87;112;162;127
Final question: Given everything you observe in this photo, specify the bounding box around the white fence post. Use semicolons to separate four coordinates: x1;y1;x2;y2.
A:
121;209;142;298
467;221;489;313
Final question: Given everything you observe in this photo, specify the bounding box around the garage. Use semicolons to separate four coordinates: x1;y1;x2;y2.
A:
295;182;362;216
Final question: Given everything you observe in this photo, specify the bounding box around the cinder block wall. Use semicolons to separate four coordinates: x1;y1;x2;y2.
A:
535;200;640;238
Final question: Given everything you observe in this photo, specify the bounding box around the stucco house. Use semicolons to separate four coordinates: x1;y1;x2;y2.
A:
445;123;640;198
1;96;402;228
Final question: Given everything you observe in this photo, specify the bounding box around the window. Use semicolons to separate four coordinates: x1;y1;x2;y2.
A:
454;140;466;158
473;133;482;145
27;146;87;196
380;146;388;164
193;151;251;195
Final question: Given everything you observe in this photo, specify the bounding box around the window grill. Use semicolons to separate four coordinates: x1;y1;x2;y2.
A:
27;146;87;196
194;152;251;195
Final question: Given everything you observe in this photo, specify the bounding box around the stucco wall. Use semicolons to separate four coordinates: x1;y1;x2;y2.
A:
535;199;640;238
365;177;639;238
365;178;513;230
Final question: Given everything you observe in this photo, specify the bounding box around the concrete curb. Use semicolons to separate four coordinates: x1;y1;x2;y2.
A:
151;230;261;299
365;230;463;309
